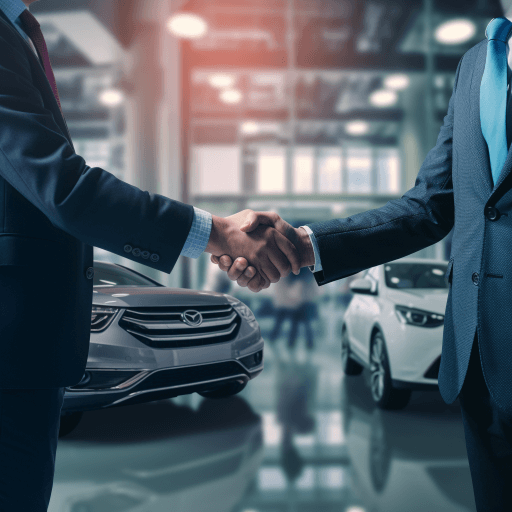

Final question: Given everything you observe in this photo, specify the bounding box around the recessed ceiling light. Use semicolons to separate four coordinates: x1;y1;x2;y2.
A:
384;74;410;90
345;120;370;135
208;73;236;89
220;89;242;104
369;89;398;108
99;88;124;107
435;18;476;45
241;121;259;134
167;13;208;39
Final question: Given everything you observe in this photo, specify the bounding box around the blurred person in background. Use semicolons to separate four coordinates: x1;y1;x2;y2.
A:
214;12;512;510
0;0;302;509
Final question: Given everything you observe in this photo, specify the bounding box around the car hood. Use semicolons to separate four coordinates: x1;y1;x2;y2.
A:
385;288;448;315
92;286;231;308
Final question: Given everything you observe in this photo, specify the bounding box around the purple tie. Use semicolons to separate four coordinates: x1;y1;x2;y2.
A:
19;9;63;116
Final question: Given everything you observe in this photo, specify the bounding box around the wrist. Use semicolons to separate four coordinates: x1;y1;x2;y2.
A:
297;227;315;267
205;215;224;255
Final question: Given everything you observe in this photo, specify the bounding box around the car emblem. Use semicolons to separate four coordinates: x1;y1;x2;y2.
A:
181;310;203;327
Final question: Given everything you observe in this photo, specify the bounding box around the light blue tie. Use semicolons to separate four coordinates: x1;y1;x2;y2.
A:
481;17;512;185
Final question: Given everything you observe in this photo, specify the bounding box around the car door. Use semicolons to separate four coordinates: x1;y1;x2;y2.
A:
350;266;380;363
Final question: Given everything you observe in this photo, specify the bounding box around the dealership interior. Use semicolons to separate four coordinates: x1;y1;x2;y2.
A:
24;0;506;510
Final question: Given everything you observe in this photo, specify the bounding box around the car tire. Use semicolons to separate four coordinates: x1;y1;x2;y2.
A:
369;332;411;410
59;411;83;438
198;380;247;399
341;328;364;376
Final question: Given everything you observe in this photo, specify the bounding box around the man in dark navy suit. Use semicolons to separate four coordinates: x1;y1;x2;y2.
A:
216;12;512;511
0;0;303;509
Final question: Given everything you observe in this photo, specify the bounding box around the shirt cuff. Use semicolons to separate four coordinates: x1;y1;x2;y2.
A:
300;225;323;273
180;207;212;259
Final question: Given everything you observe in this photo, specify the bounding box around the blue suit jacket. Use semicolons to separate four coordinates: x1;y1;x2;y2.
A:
0;10;194;388
310;39;512;412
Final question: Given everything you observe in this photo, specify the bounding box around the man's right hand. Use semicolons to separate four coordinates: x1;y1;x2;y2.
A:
205;210;301;292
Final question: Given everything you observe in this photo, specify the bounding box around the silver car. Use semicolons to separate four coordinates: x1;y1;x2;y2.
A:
59;261;264;436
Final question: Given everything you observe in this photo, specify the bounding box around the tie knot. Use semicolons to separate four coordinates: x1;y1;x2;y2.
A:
19;9;40;34
486;17;512;42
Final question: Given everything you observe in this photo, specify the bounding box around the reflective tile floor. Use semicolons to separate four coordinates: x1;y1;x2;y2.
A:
49;299;476;512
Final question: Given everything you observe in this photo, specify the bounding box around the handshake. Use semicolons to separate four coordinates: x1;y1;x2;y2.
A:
205;209;315;293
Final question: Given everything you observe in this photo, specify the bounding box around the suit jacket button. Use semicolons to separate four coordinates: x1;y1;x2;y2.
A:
132;248;141;257
141;250;150;259
485;206;499;221
150;253;160;262
85;267;94;280
472;272;479;285
124;244;132;253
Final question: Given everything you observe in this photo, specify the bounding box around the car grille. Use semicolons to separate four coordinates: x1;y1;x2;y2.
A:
424;356;441;379
118;305;241;348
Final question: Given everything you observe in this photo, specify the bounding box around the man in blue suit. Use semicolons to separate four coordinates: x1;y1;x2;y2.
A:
0;0;302;509
216;14;512;510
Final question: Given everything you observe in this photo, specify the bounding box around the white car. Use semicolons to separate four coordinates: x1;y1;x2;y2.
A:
341;257;449;410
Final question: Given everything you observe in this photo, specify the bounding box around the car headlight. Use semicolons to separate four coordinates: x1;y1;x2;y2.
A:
394;305;444;328
91;306;118;332
225;295;258;327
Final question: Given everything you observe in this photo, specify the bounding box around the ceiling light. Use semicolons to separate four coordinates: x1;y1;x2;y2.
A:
384;74;410;90
220;89;242;104
434;18;476;45
369;89;398;108
99;88;124;107
345;120;369;135
208;73;236;89
241;121;259;134
167;13;207;39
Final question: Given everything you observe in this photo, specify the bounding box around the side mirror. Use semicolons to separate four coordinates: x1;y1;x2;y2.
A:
349;278;377;295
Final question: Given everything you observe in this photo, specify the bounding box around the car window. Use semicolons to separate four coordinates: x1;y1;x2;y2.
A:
93;264;156;287
384;263;448;289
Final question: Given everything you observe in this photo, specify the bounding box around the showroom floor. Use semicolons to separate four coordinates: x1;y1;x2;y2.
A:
49;300;476;512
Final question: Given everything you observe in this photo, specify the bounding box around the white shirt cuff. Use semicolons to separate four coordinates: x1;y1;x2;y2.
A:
300;225;323;273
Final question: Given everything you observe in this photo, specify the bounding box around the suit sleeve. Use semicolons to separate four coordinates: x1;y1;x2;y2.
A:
308;55;464;285
0;33;195;274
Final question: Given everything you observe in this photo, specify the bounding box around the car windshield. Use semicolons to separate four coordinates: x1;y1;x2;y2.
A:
384;262;449;289
93;263;157;287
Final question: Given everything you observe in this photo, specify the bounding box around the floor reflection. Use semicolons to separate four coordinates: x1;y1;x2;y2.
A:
50;298;476;512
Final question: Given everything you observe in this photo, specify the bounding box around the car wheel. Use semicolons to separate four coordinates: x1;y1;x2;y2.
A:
59;411;83;438
341;328;364;376
370;332;411;410
198;380;247;399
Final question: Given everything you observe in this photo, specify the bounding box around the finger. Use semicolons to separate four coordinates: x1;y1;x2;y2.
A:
211;255;220;264
236;266;257;287
227;257;250;281
266;235;294;278
247;272;265;293
274;231;301;275
257;268;272;289
241;211;280;232
260;255;281;284
218;255;233;272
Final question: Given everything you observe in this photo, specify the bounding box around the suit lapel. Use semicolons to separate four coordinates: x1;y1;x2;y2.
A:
470;40;494;196
0;9;73;147
471;38;512;198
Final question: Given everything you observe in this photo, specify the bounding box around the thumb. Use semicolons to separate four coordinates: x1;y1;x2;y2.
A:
240;211;279;232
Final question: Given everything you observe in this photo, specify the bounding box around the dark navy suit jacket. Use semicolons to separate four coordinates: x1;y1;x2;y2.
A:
0;10;194;388
309;38;512;413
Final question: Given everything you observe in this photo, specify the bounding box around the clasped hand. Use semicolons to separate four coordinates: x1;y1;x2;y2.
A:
205;210;314;293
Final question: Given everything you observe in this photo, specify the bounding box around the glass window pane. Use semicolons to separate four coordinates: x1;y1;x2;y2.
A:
377;148;401;194
258;147;286;193
191;145;241;195
318;147;342;193
347;147;372;193
293;147;314;193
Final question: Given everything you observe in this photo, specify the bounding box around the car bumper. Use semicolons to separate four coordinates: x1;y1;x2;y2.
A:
62;348;264;413
386;323;443;387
